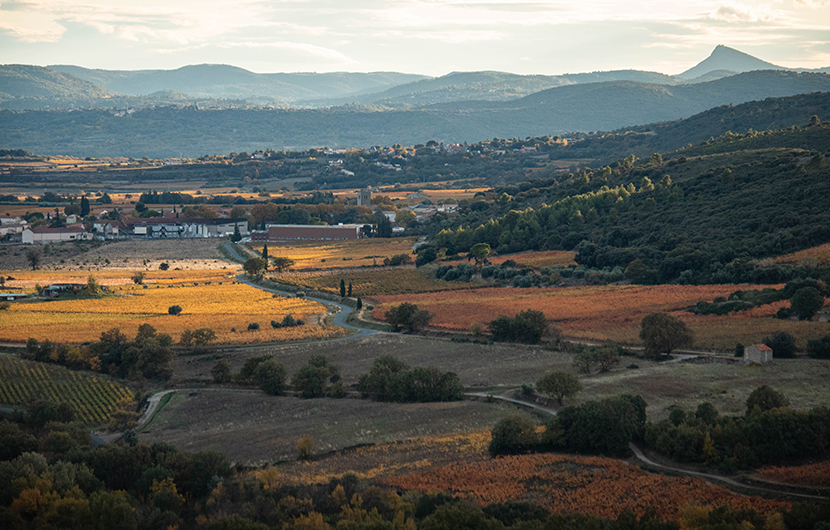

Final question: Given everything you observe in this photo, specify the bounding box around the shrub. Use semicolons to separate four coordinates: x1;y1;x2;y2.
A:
291;356;339;399
168;305;183;316
746;385;789;414
385;302;433;333
211;359;232;383
297;435;314;460
0;301;10;310
247;322;260;331
488;415;539;456
159;262;169;271
807;334;830;359
763;331;797;358
489;310;547;344
131;271;145;285
253;359;286;395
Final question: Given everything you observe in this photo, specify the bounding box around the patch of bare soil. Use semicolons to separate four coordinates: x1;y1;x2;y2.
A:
139;389;530;466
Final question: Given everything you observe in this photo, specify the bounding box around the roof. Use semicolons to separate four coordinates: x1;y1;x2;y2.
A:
754;344;773;351
31;225;86;234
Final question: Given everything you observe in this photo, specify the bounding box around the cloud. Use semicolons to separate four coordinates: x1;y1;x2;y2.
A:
708;2;770;22
219;41;356;64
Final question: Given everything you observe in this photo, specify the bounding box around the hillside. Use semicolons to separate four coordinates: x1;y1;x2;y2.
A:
416;122;830;285
48;64;427;101
2;70;829;158
0;64;114;99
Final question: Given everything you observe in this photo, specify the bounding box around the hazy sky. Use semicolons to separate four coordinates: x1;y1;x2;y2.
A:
1;0;828;76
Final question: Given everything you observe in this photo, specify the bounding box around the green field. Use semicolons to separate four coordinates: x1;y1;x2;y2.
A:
0;355;134;425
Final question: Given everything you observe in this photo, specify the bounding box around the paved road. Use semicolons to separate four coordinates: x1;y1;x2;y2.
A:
235;275;381;340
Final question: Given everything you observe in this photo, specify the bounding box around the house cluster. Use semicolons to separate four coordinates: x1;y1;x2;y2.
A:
92;217;249;240
20;216;249;244
0;217;28;238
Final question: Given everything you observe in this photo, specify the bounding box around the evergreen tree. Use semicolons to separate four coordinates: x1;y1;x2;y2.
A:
262;243;268;262
340;278;346;297
80;196;90;217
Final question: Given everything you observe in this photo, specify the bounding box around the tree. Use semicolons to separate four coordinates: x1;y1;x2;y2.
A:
243;257;267;277
385;302;433;333
261;243;268;261
26;247;42;270
790;287;824;321
536;371;582;405
746;385;789;415
230;224;242;242
468;243;491;266
356;297;363;310
253;359;286;395
763;331;796;358
180;328;216;352
488;415;539;456
807;334;830;359
291;356;340;399
347;282;353;297
297;435;314;460
395;209;416;228
639;312;693;358
168;305;183;316
488;310;547;344
131;271;145;285
376;208;393;238
86;275;101;295
211;359;232;383
271;256;294;273
340;278;346;298
80;196;90;217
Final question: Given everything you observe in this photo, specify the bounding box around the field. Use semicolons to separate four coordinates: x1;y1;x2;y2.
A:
775;242;830;266
372;284;829;350
753;461;830;488
172;334;830;421
138;389;534;466
0;355;134;425
380;452;788;522
248;237;418;270
277;266;486;296
0;281;345;345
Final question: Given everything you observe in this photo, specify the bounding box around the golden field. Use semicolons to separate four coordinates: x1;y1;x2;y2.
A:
249;237;418;270
372;284;828;350
775;243;830;266
1;269;236;290
1;280;345;345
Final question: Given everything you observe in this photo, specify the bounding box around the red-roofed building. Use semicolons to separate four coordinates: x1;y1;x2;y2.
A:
744;344;773;364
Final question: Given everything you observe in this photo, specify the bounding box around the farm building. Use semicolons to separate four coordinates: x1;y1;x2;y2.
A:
744;344;773;364
357;187;372;207
94;218;249;240
251;224;364;242
22;225;92;244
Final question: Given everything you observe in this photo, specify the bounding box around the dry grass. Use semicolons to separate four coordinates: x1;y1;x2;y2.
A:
250;237;418;270
139;390;532;466
775;243;830;266
1;281;344;345
372;284;828;351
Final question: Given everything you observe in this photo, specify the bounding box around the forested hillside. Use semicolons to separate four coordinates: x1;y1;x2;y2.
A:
416;120;830;285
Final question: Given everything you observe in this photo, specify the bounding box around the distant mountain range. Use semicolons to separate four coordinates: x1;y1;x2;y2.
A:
2;69;829;158
2;45;827;111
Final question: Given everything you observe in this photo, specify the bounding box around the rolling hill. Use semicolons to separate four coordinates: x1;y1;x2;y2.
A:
1;70;829;158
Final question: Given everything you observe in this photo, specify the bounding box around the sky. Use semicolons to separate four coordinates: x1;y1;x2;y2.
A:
0;0;829;77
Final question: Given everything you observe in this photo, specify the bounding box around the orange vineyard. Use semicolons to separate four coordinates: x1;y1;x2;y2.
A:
380;452;788;521
372;284;828;350
249;237;418;270
753;461;830;488
1;281;344;344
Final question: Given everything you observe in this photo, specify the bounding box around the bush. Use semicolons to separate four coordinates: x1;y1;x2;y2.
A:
385;302;433;333
291;356;339;399
0;301;10;310
247;322;260;331
763;331;797;358
211;359;232;383
159;262;169;271
489;309;547;344
168;305;183;316
297;435;314;460
131;271;145;285
356;355;462;403
253;359;286;395
488;415;539;456
746;385;789;414
807;334;830;359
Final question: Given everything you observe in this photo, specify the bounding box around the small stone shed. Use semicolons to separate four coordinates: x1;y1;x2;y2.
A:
744;344;773;364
